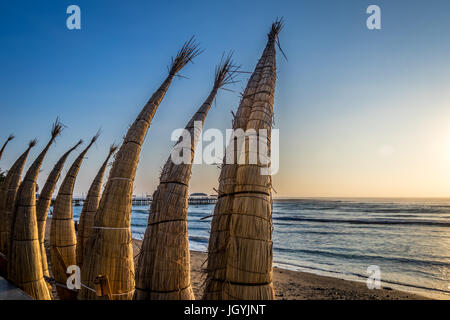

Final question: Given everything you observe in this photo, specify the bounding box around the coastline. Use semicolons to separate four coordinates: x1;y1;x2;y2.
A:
131;239;429;300
42;219;430;300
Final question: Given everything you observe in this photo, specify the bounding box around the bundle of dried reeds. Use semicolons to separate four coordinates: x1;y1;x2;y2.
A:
76;144;117;268
0;134;14;162
79;38;200;300
204;21;282;300
0;140;36;256
135;55;238;300
50;133;99;300
36;139;82;292
8;120;63;300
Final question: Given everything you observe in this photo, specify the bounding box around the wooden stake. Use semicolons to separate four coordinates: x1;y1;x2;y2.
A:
94;275;112;300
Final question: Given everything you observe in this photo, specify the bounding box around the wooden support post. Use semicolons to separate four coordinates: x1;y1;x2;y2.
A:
0;252;7;277
94;274;112;300
53;247;68;273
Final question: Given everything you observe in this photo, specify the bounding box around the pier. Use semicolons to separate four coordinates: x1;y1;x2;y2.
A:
47;194;217;207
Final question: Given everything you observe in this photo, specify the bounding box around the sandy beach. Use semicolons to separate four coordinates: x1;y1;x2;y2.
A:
134;239;428;300
42;219;428;300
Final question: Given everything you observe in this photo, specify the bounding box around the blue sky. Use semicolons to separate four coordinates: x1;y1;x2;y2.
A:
1;1;450;197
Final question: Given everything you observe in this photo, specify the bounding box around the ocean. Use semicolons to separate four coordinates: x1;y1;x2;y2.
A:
73;198;450;299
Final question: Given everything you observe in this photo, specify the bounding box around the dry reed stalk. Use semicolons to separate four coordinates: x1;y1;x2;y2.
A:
50;133;99;300
36;139;82;292
8;120;63;300
79;38;200;300
76;144;117;268
204;21;282;300
0;140;36;256
135;55;238;300
0;134;15;162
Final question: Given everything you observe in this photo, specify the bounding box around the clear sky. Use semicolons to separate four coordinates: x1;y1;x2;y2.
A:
1;0;450;198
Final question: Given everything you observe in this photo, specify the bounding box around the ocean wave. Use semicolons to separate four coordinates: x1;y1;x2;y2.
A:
132;209;149;214
274;246;450;268
273;216;450;227
189;235;209;243
274;200;450;215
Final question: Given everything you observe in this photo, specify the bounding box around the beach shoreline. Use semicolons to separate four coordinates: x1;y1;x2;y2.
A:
41;219;431;300
131;239;430;300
